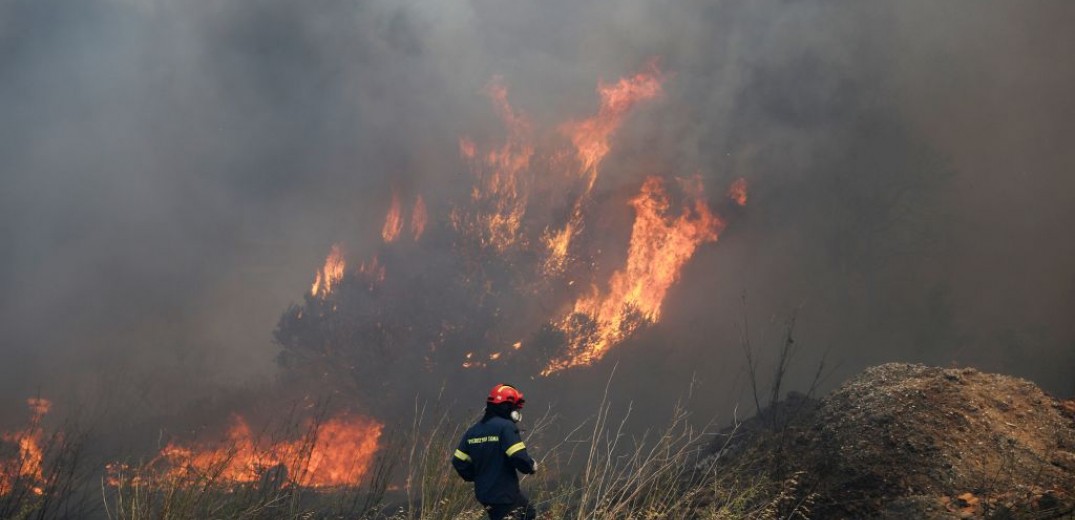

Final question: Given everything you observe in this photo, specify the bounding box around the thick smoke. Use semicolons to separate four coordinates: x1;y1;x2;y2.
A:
1;0;1073;438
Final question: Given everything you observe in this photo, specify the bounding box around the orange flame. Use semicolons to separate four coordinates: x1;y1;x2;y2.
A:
382;192;404;243
311;244;346;297
151;414;382;489
546;176;724;375
541;223;576;275
545;66;664;273
562;66;664;191
727;177;748;206
455;78;534;251
411;195;428;240
300;64;734;378
0;398;52;496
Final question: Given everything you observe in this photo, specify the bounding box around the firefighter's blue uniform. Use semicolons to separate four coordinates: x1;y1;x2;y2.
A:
452;414;536;519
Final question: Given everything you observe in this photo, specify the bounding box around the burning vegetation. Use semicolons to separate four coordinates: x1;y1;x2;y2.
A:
0;398;51;497
253;64;749;495
3;0;1073;515
11;362;1071;520
547;176;727;374
278;64;747;391
76;63;744;506
1;64;741;513
107;413;382;490
4;52;1003;520
310;243;346;297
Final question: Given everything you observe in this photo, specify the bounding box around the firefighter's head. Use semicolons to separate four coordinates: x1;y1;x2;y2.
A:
487;383;525;422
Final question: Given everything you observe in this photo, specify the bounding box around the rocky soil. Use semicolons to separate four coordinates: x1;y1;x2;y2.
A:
710;363;1075;519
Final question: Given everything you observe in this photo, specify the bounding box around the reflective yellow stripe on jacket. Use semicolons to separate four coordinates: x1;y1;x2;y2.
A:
505;442;526;457
454;449;471;462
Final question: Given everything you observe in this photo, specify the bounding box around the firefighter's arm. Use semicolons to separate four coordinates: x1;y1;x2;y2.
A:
501;425;536;474
451;438;476;481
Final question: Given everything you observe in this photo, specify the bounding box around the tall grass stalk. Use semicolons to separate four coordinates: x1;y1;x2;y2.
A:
0;388;792;519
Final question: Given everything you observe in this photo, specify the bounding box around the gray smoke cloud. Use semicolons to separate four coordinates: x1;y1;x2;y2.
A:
0;0;1072;431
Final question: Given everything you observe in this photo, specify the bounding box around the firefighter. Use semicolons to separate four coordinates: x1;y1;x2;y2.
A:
452;383;538;520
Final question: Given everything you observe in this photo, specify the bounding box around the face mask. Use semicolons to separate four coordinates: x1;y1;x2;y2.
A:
510;410;522;423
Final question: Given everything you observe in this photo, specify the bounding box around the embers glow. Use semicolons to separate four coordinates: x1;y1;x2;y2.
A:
145;414;382;489
727;177;748;206
382;192;404;243
545;176;725;375
461;351;484;369
358;255;385;283
0;398;52;496
311;244;346;297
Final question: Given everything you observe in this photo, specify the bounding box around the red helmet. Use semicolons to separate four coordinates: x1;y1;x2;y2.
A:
487;384;525;409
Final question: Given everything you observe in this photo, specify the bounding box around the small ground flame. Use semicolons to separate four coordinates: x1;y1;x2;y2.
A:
143;413;382;489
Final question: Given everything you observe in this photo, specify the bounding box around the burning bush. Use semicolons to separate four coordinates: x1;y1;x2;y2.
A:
273;64;748;417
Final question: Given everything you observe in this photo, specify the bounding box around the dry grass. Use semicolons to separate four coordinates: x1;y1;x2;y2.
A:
0;390;788;520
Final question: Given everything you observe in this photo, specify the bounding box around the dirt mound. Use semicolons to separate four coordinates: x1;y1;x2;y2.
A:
715;363;1075;519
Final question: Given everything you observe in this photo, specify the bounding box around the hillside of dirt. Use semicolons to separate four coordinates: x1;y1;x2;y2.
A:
710;363;1075;519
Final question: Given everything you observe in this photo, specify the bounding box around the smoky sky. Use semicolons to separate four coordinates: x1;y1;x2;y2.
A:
1;0;1073;426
